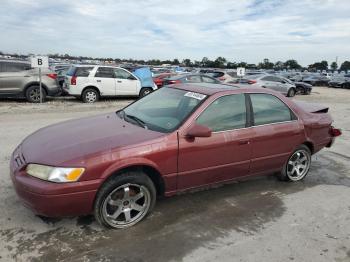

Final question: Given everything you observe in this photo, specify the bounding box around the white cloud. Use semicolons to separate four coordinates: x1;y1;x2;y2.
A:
0;0;349;65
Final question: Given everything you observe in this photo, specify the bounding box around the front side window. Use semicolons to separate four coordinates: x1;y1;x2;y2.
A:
196;94;246;132
114;69;134;79
95;67;115;78
250;94;294;125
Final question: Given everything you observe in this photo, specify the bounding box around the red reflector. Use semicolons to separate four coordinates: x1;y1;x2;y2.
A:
330;126;342;137
71;76;77;85
248;80;257;84
46;73;57;80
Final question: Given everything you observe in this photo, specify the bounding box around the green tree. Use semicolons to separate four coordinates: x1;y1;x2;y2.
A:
330;62;338;71
258;58;274;69
284;59;301;70
274;61;284;70
213;56;227;68
340;61;350;72
182;58;192;67
172;58;180;65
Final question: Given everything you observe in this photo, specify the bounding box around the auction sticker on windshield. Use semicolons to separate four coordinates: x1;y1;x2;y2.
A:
184;92;207;100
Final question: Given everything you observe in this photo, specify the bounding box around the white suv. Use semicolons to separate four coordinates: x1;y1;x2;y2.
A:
63;65;157;103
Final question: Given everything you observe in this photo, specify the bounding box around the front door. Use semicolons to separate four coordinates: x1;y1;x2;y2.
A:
178;93;252;191
114;68;139;95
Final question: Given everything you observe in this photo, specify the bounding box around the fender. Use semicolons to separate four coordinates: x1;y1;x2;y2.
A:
101;157;162;181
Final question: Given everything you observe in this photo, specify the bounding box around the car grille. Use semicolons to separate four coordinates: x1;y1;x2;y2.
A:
13;145;26;169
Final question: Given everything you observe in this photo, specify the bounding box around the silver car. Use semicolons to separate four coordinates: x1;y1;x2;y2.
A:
0;60;60;102
243;74;297;97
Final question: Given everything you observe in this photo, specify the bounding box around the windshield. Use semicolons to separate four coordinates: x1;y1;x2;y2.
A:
119;87;207;133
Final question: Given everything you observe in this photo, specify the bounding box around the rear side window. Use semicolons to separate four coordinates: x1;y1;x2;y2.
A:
196;94;246;132
95;67;115;78
185;75;202;83
0;62;30;72
250;94;295;125
67;67;93;77
202;76;217;83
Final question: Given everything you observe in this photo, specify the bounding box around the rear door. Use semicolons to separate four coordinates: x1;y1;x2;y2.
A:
0;62;30;95
113;68;139;95
248;93;303;175
94;67;116;96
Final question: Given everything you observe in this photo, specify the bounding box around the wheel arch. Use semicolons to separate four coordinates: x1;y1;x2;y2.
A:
100;163;166;197
302;141;314;154
82;85;101;96
23;82;49;96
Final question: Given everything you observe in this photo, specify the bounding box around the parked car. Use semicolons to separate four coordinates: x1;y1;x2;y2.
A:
63;65;157;103
206;71;236;83
302;75;330;86
153;73;177;88
285;78;312;95
238;74;297;97
163;74;221;85
328;75;350;88
11;84;341;229
0;60;60;102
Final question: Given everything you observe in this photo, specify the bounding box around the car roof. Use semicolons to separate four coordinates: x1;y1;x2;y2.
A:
170;83;267;96
168;73;205;80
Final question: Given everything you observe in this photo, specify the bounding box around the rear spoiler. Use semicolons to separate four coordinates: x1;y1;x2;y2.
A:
294;101;329;113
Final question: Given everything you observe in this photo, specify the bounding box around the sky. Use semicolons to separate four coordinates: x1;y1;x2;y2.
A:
1;0;350;66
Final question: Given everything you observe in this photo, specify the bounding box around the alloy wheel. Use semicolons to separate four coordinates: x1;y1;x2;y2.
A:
85;91;97;103
286;149;311;181
29;88;41;102
102;183;151;228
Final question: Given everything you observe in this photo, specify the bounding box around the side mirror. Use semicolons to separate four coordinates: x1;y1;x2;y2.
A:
185;123;212;138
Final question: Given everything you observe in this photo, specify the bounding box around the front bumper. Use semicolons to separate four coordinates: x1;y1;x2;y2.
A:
10;149;101;217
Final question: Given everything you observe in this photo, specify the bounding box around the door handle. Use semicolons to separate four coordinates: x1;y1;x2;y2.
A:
97;80;101;83
117;80;122;83
238;140;250;145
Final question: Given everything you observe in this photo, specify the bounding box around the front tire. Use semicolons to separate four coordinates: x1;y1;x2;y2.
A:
25;85;47;103
82;88;99;103
278;145;311;181
287;88;296;97
139;87;153;98
94;171;156;229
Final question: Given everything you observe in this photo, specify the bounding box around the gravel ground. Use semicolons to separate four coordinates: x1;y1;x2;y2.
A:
0;87;349;262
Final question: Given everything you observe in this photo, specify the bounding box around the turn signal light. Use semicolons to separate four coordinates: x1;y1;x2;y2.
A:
46;73;57;80
248;80;257;84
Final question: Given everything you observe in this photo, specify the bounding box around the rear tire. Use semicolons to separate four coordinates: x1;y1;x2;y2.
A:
82;88;99;103
278;145;311;182
139;87;153;98
25;85;47;103
94;171;156;229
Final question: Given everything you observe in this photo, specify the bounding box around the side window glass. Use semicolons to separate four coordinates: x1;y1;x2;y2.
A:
250;94;293;125
114;69;133;79
95;67;115;78
202;76;217;83
196;94;246;132
75;67;93;77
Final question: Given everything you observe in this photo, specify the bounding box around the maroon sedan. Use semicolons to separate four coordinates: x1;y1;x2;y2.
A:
10;83;341;229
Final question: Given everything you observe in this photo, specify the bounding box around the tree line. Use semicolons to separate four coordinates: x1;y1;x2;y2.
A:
1;51;349;72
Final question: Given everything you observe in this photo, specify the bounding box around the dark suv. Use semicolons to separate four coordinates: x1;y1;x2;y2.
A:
0;60;60;102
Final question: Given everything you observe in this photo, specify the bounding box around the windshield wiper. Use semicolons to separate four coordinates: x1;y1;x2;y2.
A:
125;114;148;129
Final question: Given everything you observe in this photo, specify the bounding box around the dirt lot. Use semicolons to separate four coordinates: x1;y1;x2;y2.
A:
0;87;349;262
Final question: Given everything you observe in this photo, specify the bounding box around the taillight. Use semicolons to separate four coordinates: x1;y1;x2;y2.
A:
329;126;342;137
71;76;77;85
248;80;257;84
46;73;57;80
218;77;225;81
168;80;181;84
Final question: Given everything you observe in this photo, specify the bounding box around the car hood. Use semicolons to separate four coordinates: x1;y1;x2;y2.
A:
21;113;165;166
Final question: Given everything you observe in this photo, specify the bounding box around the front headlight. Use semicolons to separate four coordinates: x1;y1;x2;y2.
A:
26;164;85;183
